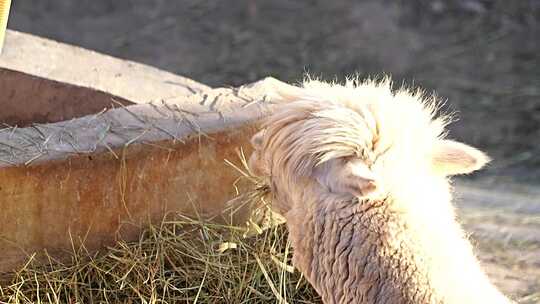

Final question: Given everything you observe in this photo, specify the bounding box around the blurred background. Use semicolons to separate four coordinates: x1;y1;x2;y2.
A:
5;0;540;301
8;0;540;186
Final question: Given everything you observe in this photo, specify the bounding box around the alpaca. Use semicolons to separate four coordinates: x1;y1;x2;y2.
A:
249;78;512;304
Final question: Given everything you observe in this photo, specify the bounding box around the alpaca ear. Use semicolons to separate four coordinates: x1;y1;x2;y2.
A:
264;77;306;102
248;131;268;176
251;130;265;150
432;140;490;175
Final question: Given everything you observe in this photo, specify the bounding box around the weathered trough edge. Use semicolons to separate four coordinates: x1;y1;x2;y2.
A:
1;30;210;103
0;78;277;167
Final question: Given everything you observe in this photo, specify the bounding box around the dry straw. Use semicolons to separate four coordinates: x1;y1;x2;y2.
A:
0;152;321;304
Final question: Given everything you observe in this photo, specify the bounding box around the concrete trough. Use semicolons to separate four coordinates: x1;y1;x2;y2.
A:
0;31;278;273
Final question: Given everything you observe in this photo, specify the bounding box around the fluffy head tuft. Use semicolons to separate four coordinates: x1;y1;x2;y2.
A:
250;77;488;200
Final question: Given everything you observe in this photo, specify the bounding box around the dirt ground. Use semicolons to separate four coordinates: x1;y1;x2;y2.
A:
6;0;540;302
454;182;540;302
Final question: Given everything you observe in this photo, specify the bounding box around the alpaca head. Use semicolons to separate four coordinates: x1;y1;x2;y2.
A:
249;78;490;210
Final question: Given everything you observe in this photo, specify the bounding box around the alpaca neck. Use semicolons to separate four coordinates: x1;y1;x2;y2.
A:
282;181;510;304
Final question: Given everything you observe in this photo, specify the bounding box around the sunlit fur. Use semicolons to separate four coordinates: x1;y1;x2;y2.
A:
249;77;510;303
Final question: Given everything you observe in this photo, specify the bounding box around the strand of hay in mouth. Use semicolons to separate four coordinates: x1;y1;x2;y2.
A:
222;149;285;237
0;151;320;304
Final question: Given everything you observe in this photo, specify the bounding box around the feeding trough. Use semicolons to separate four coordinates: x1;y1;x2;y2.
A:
0;30;281;273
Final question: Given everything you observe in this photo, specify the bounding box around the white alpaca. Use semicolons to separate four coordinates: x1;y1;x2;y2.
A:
249;78;512;303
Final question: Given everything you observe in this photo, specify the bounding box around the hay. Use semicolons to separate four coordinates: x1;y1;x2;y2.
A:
0;153;320;304
0;216;321;304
